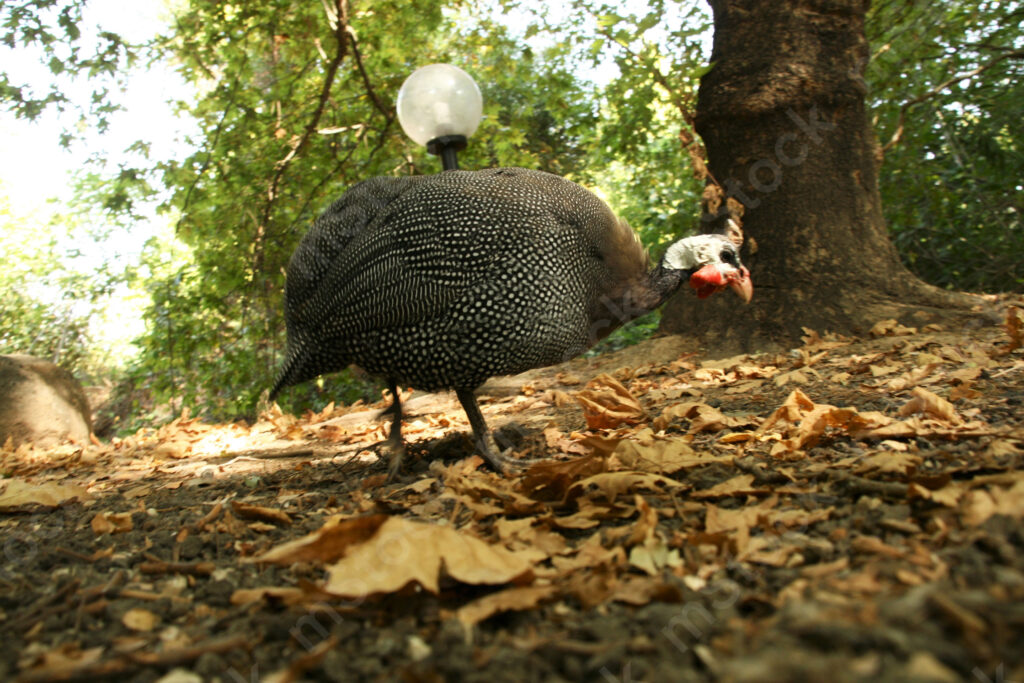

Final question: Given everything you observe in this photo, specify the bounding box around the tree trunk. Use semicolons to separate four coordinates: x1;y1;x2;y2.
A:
660;0;989;354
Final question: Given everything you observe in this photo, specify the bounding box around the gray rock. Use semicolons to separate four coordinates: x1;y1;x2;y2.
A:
0;354;92;447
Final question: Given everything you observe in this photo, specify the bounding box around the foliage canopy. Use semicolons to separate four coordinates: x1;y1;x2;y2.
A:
0;0;1020;421
867;0;1023;294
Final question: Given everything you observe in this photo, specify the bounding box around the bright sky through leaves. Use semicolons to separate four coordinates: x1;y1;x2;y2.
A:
0;0;191;218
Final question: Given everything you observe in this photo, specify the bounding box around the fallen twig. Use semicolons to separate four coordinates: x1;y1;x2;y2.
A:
15;633;252;683
826;471;909;500
137;560;215;576
194;501;224;531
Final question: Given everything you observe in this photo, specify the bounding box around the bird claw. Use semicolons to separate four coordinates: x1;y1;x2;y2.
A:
474;438;524;475
496;446;527;473
377;433;406;482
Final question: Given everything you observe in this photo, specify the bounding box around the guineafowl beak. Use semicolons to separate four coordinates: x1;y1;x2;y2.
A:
690;264;753;303
731;266;753;304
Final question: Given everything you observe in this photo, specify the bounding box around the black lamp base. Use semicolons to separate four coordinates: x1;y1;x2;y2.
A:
426;135;468;171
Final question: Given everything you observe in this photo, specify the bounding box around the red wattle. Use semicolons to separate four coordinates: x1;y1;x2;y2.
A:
689;264;725;298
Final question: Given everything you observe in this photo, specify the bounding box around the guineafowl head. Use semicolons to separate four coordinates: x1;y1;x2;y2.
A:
661;232;753;303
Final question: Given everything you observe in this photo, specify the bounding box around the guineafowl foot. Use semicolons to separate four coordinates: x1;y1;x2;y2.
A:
379;380;406;481
456;388;512;474
384;440;406;481
474;436;514;474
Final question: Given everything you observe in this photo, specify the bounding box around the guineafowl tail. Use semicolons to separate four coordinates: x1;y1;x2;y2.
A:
268;347;309;402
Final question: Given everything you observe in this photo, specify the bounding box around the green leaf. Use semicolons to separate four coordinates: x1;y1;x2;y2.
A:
637;12;659;33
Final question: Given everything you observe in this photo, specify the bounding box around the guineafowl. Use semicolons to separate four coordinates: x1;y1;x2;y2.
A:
269;168;751;476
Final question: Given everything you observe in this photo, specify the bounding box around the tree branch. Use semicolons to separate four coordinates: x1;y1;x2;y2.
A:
348;26;393;123
255;0;396;283
280;126;372;242
881;49;1024;154
250;0;351;290
265;0;351;201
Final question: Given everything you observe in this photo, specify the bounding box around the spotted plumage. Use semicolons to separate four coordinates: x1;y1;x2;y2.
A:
270;168;751;475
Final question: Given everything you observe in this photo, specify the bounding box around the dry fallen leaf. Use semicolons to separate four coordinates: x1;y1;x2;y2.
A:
960;480;1024;526
759;389;816;428
254;514;389;565
610;438;732;475
230;586;311;606
762;506;834;530
561;562;622;608
654;401;752;433
545;539;626;596
854;451;922;477
518;453;607;502
898;387;961;424
546;506;606;530
691;474;764;499
705;502;761;536
612;575;686;605
994;306;1023;356
455;585;557;627
949;381;981;401
231;500;292;526
740;535;800;567
152;439;192;459
703;494;832;562
0;479;89;509
626;496;680;575
20;643;105;676
493;517;570;557
444;469;546;516
556;372;583;386
870;319;917;337
566;471;686;504
854;415;983;441
626;494;659;547
322;516;538;597
628;539;682;575
869;363;902;377
122;608;161;632
758;389;886;454
91;511;134;535
888;363;942;391
774;368;812;387
574;374;646;429
904;652;960;683
800;327;851;351
905;480;964;508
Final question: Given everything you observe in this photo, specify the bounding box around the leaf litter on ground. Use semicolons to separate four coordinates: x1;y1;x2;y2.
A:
2;303;1023;681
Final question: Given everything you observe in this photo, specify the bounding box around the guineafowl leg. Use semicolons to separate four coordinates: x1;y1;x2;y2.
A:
380;379;405;480
455;388;507;473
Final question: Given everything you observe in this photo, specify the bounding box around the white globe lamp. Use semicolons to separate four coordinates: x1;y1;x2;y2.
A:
397;63;483;170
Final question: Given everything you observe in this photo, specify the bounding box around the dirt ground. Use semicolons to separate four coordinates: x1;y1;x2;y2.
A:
2;307;1023;683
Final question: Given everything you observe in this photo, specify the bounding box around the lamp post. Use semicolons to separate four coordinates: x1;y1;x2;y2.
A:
396;64;483;171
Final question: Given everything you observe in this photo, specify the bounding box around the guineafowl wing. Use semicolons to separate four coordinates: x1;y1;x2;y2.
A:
283;175;420;325
289;169;585;337
273;168;630;394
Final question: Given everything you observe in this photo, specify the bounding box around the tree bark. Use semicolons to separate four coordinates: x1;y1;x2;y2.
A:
660;0;990;354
